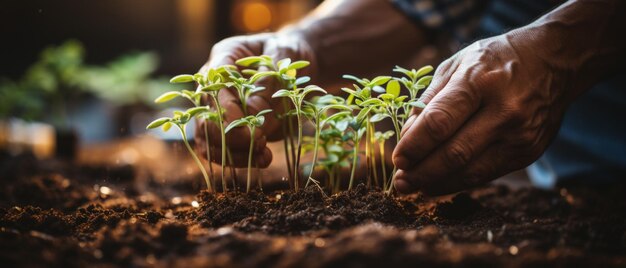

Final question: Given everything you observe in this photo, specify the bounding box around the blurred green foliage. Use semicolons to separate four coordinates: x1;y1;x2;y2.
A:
0;40;174;125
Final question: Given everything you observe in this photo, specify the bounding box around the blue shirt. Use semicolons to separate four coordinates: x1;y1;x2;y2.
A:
392;0;626;188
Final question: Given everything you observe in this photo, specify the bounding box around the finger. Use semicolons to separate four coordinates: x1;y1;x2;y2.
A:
394;108;500;194
401;55;460;138
393;73;482;171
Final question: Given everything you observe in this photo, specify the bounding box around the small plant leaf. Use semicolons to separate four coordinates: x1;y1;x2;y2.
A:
417;75;433;87
225;119;248;133
250;71;276;83
235;56;263;67
147;117;170;129
359;98;384;107
303;85;327;96
371;76;392;86
372;85;386;93
288;60;310;70
295;76;311;86
408;100;427;108
170;74;195;83
272;89;291;98
386;80;401;97
257;109;273;116
199;83;226;92
415;65;434;78
342;74;365;85
370;113;390;123
186;106;209;116
242;69;258;76
154;91;181;103
277;58;292;70
162;122;173;132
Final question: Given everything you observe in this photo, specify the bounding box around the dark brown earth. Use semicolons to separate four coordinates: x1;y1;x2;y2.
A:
1;151;625;267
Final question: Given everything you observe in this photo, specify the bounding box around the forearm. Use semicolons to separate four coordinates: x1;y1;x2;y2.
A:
508;0;626;102
280;0;425;87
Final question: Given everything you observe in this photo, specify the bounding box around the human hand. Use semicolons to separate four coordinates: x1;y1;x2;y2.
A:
392;33;574;195
195;32;316;168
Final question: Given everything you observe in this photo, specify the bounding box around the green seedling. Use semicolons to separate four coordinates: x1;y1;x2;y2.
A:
154;88;218;189
374;130;394;189
392;65;433;123
147;107;213;192
225;109;272;193
302;95;352;186
272;84;326;191
236;56;311;189
341;75;393;187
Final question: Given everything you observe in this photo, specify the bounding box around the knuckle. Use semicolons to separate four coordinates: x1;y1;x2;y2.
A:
422;108;454;141
443;141;473;169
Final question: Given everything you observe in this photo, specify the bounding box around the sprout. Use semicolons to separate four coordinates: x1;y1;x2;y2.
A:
272;84;326;191
302;95;352;186
147;108;213;192
225;109;272;193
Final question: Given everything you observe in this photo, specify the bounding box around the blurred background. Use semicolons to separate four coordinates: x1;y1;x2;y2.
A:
0;0;320;148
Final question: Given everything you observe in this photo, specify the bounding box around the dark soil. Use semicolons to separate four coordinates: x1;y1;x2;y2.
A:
1;152;626;267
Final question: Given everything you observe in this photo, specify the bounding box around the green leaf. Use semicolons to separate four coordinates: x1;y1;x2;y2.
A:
359;98;384;107
170;74;195;83
372;85;385;93
225;119;248;133
408;100;427;109
417;75;433;87
242;69;258;76
255;115;265;126
250;71;276;83
295;76;310;86
386;80;401;97
369;113;390;123
277;58;292;70
200;83;226;92
235;56;262;67
302;85;327;96
342;74;365;85
379;93;395;101
321;111;351;126
341;87;358;96
257;109;273;116
370;76;392;86
272;89;291;98
356;106;373;122
162;122;173;132
415;65;434;78
186;106;209;116
288;60;310;70
393;65;412;77
154;91;181;103
147;117;170;129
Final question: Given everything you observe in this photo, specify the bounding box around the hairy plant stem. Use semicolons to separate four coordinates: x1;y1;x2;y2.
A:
210;94;228;192
348;135;361;190
203;120;216;191
380;141;388;190
246;126;256;193
369;123;379;187
365;119;371;187
178;125;212;192
280;99;294;187
305;121;320;188
294;110;303;192
386;109;402;194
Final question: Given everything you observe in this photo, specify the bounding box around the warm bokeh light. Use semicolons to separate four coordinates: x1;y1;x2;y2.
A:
236;2;273;32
